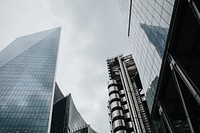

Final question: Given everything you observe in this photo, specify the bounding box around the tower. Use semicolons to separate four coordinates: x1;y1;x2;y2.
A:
51;94;97;133
0;28;97;133
117;0;200;132
0;28;61;133
107;55;151;133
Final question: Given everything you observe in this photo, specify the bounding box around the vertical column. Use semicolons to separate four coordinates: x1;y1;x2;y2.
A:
168;55;195;133
108;80;127;133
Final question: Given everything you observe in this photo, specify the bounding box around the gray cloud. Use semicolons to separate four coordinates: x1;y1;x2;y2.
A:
0;0;131;132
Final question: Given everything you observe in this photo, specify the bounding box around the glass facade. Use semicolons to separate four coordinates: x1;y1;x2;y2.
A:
51;95;70;133
73;126;96;133
53;83;64;103
118;0;175;113
68;96;87;131
51;94;97;133
0;28;61;133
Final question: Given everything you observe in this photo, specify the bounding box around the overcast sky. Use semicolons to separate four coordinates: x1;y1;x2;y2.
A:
0;0;131;132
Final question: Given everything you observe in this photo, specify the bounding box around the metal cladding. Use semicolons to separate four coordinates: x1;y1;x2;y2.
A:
108;79;126;133
107;55;152;133
110;93;120;102
113;119;126;132
115;130;127;133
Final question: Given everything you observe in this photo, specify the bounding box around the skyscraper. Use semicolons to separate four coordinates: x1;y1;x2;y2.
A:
117;0;200;132
0;27;61;133
0;28;96;133
107;55;151;133
51;94;96;133
117;0;175;113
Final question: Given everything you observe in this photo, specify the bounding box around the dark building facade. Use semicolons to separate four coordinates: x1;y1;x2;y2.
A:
0;28;96;133
51;94;96;133
117;0;200;132
107;55;152;133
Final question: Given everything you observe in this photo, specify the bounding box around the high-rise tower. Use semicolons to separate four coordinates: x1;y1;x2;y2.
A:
0;28;97;133
117;0;200;132
0;28;61;133
107;55;151;133
51;94;96;133
117;0;175;113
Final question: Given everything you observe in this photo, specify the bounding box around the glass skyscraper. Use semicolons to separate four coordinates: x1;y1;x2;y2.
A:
0;28;96;133
0;28;61;133
117;0;200;132
51;94;96;133
118;0;175;113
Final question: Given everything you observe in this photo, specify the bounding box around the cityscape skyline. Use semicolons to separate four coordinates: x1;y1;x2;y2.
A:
0;0;131;132
1;0;200;132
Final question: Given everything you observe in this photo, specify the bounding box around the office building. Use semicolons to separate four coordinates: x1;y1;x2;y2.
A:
117;0;200;132
118;0;175;114
0;27;61;133
107;55;152;133
0;28;96;133
51;94;96;133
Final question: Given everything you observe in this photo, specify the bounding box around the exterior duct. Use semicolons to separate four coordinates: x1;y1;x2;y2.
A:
107;55;152;133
